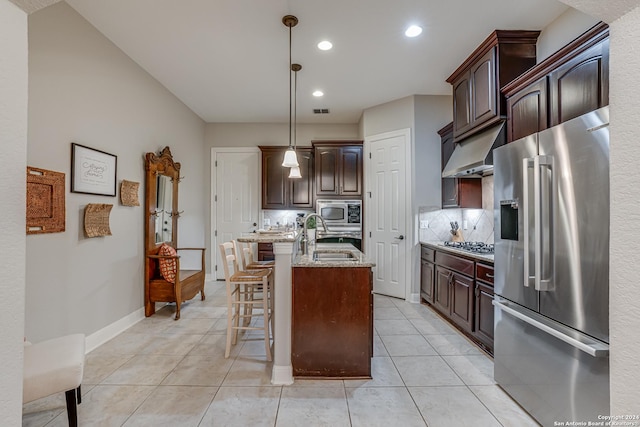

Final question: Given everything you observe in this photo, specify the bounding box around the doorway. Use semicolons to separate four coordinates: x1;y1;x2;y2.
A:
211;148;260;280
365;129;412;299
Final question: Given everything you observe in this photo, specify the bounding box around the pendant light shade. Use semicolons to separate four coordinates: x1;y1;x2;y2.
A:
288;166;302;178
281;15;299;169
282;147;299;168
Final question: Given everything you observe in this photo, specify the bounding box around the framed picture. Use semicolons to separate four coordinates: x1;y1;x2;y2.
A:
71;143;117;196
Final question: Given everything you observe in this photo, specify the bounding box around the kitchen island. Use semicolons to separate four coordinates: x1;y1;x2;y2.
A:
292;243;375;378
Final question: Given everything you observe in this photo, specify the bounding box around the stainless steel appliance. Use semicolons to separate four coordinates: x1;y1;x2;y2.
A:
442;241;494;254
316;200;362;230
493;107;610;426
316;199;362;249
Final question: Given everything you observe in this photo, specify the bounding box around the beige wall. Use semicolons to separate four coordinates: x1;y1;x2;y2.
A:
0;1;28;423
537;7;600;61
26;2;207;343
609;5;640;415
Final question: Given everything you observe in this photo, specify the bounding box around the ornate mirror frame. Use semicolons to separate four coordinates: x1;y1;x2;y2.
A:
144;147;180;252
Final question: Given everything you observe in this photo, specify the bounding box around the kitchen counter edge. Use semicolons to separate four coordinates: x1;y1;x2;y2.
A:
420;241;494;264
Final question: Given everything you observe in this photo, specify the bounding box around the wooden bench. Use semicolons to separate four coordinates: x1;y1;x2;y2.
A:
145;246;206;320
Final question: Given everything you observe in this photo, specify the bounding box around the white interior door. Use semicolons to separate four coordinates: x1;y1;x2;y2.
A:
367;130;408;299
212;148;260;279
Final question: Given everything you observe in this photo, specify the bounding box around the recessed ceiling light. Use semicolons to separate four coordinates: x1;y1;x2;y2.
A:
313;90;324;97
317;40;333;51
405;25;423;38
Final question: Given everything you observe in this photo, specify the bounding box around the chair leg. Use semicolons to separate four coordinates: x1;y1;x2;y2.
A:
262;278;272;361
225;283;234;359
76;385;82;404
65;389;78;427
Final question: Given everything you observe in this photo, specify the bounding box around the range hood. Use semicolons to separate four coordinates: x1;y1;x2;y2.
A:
442;121;506;178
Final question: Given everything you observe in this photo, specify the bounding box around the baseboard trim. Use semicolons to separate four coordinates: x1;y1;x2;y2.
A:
85;307;145;353
409;292;420;304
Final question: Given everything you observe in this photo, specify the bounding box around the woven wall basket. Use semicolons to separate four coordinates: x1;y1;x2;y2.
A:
26;166;66;234
84;203;113;237
120;180;140;206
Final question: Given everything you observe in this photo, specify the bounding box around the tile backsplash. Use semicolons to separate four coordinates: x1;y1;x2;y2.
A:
261;209;312;230
419;207;494;243
419;175;495;244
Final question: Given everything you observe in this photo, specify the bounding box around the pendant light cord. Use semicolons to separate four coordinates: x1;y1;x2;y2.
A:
288;24;293;150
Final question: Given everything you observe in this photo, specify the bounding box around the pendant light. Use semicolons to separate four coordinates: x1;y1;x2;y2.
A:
282;15;299;168
289;63;302;178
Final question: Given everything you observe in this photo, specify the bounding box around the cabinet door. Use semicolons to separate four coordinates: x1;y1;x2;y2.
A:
340;146;363;196
507;77;549;142
450;272;474;333
315;147;339;195
452;74;472;138
420;260;435;303
474;282;494;350
261;149;287;209
471;48;497;128
290;148;314;208
441;127;459;208
434;266;452;314
549;38;609;127
440;125;482;209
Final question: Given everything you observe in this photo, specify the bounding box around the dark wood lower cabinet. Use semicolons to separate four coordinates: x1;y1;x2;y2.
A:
475;282;495;350
420;259;435;303
292;267;373;378
422;245;494;355
450;272;474;333
434;266;452;314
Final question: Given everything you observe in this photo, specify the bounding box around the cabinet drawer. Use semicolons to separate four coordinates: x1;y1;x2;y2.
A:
435;251;474;276
476;263;494;285
421;246;435;262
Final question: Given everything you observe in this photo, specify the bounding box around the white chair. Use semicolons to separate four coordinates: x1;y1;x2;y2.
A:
23;334;85;427
235;240;275;271
219;242;273;360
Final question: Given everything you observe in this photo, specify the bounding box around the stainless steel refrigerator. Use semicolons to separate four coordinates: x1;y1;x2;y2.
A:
493;107;610;426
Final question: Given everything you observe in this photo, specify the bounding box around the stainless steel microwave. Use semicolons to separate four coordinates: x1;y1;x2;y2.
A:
316;200;362;229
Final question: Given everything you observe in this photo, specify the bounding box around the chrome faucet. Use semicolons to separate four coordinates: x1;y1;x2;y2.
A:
302;213;328;255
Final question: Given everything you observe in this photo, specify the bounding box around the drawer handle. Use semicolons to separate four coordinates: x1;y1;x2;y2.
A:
486;273;494;278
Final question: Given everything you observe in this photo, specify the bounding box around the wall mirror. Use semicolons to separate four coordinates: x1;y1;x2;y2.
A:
145;147;180;251
155;174;173;243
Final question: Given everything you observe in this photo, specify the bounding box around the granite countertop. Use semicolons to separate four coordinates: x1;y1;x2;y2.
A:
420;241;494;264
237;230;300;243
293;243;375;268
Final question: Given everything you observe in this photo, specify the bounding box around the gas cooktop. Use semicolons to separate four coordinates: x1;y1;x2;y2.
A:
443;241;495;254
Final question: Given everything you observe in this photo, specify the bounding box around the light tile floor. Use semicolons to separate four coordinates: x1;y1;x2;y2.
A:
23;280;540;426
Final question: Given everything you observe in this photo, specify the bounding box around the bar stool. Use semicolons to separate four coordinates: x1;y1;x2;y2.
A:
219;242;273;361
234;240;275;333
235;240;275;270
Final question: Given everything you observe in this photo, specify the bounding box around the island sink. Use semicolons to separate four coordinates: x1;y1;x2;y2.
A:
312;250;356;261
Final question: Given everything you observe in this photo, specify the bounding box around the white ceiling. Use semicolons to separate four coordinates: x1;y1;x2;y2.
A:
60;0;570;124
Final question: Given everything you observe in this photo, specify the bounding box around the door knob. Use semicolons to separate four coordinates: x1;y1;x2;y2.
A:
395;235;405;240
253;223;257;226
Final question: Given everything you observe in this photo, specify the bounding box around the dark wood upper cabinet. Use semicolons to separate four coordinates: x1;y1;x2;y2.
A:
506;77;548;142
438;122;482;209
313;141;363;198
260;146;314;210
504;23;609;142
447;30;540;142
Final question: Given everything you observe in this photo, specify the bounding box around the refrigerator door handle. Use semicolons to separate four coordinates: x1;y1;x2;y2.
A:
493;300;609;357
522;158;535;287
534;155;554;292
